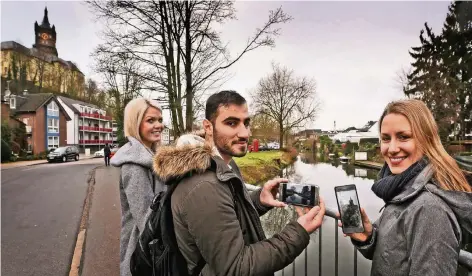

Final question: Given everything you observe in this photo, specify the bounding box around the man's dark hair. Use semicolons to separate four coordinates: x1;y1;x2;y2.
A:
205;90;246;121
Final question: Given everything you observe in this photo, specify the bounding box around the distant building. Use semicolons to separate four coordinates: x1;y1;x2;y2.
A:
331;121;379;143
161;127;174;145
112;120;118;145
1;88;71;154
0;7;85;97
57;96;112;152
1;97;27;154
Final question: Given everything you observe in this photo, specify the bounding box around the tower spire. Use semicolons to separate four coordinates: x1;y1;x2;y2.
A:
41;6;51;28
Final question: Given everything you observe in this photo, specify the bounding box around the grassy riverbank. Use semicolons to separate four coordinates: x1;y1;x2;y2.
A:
234;150;297;185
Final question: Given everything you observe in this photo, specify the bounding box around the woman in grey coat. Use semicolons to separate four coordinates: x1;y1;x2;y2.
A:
111;98;165;276
340;99;472;276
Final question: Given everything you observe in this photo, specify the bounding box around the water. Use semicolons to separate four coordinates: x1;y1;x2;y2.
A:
260;157;384;276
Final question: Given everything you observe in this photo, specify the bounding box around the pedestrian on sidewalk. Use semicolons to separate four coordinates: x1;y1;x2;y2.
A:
104;143;111;166
339;99;472;276
152;91;325;276
110;98;165;276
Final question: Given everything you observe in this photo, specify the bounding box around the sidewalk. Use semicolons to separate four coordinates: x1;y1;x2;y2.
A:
81;166;121;276
0;153;96;170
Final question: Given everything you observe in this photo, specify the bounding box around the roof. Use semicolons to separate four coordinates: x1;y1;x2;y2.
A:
58;96;100;113
1;41;84;75
5;93;71;120
15;93;54;112
296;129;322;136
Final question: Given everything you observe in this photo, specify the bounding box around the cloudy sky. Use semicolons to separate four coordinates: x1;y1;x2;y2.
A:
1;1;451;130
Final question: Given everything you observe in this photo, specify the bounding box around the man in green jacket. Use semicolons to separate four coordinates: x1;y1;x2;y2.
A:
153;90;325;276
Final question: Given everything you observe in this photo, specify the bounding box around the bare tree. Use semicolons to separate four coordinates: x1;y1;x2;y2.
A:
251;63;320;148
250;113;279;142
87;0;292;136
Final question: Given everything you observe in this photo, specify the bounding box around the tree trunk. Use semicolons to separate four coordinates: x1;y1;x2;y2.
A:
279;122;284;149
184;1;193;132
159;1;181;136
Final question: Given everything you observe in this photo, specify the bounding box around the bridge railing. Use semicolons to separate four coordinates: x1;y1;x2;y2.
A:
244;184;472;276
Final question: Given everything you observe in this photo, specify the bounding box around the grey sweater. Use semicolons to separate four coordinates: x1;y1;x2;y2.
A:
111;137;165;276
354;165;472;276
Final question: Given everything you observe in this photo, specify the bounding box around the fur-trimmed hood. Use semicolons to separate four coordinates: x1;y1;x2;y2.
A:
153;144;214;182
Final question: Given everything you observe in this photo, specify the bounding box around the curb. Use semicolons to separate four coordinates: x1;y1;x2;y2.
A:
69;166;99;276
1;161;48;170
1;156;97;170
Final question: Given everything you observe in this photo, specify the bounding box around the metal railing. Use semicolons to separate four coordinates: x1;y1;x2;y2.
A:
244;184;472;276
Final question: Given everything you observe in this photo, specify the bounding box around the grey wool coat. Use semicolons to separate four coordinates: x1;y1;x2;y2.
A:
111;137;165;276
353;165;472;276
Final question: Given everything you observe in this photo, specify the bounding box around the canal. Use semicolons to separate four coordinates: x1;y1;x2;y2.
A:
260;157;383;276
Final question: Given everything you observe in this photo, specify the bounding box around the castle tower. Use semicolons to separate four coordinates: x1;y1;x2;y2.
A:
33;7;58;56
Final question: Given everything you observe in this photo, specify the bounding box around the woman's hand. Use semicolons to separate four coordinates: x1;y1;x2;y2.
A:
336;208;373;242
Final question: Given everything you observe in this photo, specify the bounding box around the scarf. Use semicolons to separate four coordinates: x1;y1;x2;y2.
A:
371;158;428;203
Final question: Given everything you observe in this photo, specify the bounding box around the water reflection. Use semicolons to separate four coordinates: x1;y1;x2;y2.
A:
261;157;384;276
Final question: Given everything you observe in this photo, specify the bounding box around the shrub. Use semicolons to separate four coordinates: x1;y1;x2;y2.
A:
1;139;12;162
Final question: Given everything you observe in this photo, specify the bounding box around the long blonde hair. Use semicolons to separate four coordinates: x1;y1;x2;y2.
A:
124;98;162;150
379;99;471;192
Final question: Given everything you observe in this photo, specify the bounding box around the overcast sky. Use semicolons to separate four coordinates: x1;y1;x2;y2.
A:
1;1;451;130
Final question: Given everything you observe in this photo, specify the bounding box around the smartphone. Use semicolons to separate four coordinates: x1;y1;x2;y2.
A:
279;183;319;207
334;184;365;234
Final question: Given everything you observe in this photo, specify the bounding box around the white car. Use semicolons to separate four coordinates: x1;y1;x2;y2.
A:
94;148;105;158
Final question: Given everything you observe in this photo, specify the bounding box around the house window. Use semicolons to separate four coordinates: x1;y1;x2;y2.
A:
48;136;59;150
47;101;59;116
9;97;16;109
48;118;59;133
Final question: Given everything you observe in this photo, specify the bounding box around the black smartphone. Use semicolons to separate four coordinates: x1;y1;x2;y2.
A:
279;183;319;207
334;184;365;234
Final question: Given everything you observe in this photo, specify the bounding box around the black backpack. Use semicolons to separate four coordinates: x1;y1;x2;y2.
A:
129;180;205;276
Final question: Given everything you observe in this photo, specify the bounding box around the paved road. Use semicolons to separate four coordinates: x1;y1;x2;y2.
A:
1;158;102;276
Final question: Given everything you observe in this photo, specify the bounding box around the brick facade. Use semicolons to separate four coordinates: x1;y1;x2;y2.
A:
59;111;67;146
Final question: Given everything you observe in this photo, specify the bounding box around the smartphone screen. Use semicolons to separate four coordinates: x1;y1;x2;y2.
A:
279;183;319;207
334;184;364;233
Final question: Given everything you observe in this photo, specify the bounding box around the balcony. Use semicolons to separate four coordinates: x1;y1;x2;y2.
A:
79;139;113;145
79;112;112;121
79;126;113;132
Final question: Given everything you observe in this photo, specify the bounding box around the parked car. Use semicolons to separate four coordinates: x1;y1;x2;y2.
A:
110;147;119;158
94;148;104;158
47;146;80;163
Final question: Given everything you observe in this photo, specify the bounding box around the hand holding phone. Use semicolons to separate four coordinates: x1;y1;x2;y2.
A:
278;183;319;207
334;185;365;234
337;208;373;242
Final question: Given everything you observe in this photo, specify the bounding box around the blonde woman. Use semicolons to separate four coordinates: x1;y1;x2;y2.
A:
111;98;165;276
340;99;472;276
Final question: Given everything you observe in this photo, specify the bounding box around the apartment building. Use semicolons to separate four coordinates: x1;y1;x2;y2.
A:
57;96;112;152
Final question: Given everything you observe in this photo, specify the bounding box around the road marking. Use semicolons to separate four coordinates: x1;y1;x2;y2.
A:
69;229;86;276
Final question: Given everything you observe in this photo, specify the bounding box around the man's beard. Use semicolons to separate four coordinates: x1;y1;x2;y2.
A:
213;129;248;158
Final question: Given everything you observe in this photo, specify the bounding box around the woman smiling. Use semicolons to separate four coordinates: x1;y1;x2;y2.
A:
340;99;472;276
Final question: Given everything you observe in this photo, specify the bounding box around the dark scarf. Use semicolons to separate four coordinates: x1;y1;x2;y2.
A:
372;158;428;203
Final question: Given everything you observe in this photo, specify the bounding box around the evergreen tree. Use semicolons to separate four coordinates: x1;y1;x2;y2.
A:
440;1;472;139
405;1;472;142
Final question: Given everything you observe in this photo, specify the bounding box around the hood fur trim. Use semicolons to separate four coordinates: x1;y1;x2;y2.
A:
153;144;213;182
